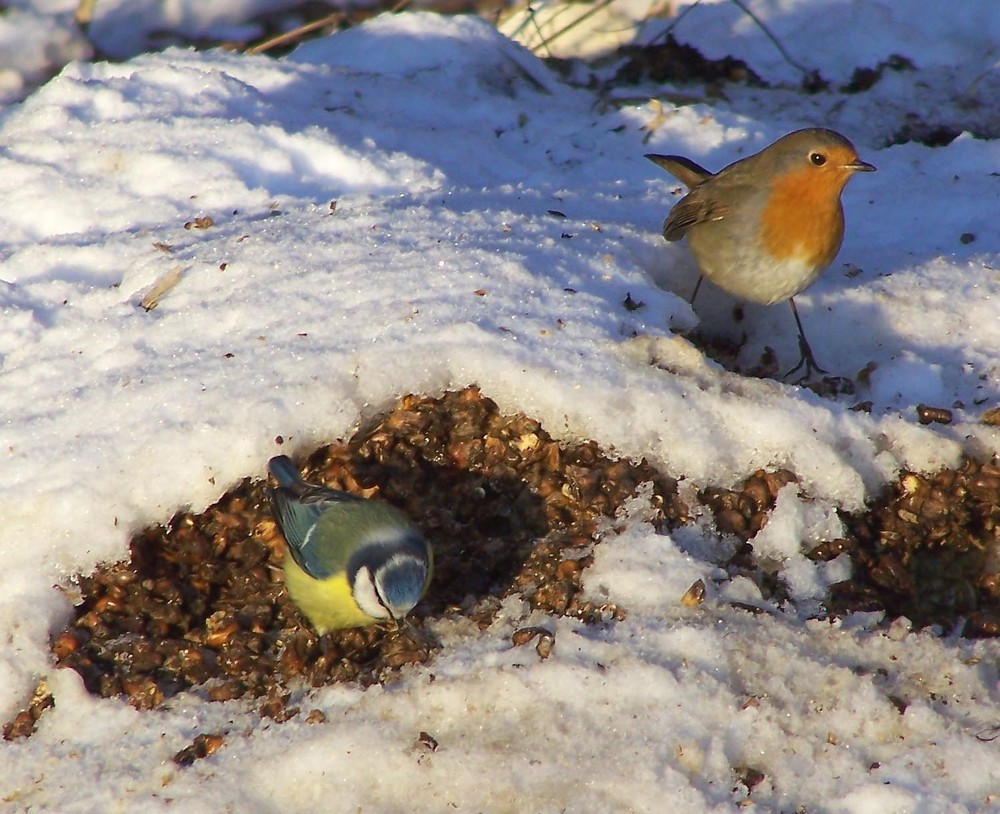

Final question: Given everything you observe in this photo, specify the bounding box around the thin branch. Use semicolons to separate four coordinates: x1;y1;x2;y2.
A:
645;0;705;45
530;0;618;56
526;5;553;59
646;0;813;79
245;12;343;56
726;0;811;76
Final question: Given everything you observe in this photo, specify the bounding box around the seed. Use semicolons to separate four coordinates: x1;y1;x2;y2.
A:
173;733;225;766
969;474;1000;497
51;631;81;660
716;509;748;536
205;624;239;650
2;711;35;740
742;476;771;512
535;634;554;660
207;681;244;702
920;497;949;520
679;579;706;607
511;626;552;647
916;404;952;425
981;407;1000;427
556;559;582;579
415;731;439;752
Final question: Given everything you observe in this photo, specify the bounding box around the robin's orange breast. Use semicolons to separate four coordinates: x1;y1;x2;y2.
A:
760;164;847;272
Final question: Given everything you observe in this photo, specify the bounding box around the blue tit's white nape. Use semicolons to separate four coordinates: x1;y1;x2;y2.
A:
267;455;433;632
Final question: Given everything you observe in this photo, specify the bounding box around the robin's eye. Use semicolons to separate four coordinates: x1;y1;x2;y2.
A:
809;152;827;166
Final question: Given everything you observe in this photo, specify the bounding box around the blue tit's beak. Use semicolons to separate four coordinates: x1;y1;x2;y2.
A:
397;615;422;639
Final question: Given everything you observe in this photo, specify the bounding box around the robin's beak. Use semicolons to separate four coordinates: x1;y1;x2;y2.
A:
845;159;876;172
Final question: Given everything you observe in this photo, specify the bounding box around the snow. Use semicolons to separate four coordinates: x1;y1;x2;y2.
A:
2;2;1000;812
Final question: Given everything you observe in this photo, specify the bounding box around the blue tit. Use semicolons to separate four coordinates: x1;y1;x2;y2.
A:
267;455;433;632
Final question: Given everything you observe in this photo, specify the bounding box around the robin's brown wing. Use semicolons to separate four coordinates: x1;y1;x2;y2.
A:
662;188;730;241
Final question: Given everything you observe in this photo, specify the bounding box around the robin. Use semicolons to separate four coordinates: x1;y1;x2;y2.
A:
646;128;875;379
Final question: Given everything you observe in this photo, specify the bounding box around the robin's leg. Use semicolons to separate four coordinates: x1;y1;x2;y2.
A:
689;275;704;305
784;298;828;380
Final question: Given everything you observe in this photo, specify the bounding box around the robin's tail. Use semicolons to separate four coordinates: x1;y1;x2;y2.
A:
645;154;712;188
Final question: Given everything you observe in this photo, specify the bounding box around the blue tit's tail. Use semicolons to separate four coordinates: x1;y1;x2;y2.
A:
268;455;304;489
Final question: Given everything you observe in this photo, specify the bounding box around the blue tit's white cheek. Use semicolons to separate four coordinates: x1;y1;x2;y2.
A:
351;565;392;620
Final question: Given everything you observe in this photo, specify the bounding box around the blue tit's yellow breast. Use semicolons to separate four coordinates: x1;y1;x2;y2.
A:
283;556;378;632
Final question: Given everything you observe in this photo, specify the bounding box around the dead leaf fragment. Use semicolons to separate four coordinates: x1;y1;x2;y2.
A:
139;266;184;312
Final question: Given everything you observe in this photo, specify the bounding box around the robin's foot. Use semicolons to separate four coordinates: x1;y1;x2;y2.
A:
784;334;828;381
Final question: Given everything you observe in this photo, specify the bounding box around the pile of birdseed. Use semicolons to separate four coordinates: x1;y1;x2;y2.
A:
5;386;1000;740
44;387;685;715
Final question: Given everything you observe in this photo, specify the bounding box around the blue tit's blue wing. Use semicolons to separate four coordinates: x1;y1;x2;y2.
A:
267;455;367;579
270;486;366;579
